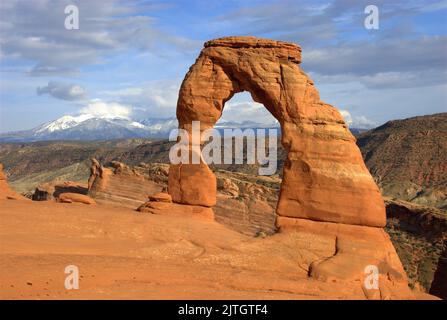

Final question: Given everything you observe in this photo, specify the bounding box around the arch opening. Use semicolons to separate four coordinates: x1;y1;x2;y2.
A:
210;91;283;235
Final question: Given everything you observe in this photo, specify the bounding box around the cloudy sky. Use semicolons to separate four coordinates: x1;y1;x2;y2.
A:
0;0;446;132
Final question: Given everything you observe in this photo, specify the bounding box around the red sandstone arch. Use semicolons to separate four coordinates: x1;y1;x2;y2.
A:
168;36;386;228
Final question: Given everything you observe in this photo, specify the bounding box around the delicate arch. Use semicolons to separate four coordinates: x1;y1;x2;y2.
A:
168;36;386;228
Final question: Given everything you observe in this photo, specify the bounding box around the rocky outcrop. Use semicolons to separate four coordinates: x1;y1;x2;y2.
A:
214;194;277;236
138;192;213;219
57;192;96;205
213;172;280;236
88;160;163;208
385;197;447;236
32;181;87;201
148;192;172;203
169;162;216;207
430;240;447;299
217;177;239;197
136;162;170;185
168;36;385;227
0;163;28;200
87;158;102;190
384;197;446;295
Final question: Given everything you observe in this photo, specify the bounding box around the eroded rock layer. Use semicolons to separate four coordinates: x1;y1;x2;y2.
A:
88;160;163;208
169;36;385;227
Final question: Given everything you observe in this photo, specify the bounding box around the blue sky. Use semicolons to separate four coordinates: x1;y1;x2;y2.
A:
0;0;446;132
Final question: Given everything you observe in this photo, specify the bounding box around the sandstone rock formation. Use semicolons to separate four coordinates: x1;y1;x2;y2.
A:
277;216;414;299
57;192;96;205
32;181;87;201
213;171;280;236
168;36;385;227
217;177;239;197
87;158;102;190
88;160;163;208
0;163;28;200
137;162;280;236
169;162;216;207
148;192;172;203
138;192;213;219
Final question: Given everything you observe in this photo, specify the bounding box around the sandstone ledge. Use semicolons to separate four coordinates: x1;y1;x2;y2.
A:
204;36;301;51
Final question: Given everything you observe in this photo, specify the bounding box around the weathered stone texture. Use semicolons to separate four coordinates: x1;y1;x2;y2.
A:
169;36;385;227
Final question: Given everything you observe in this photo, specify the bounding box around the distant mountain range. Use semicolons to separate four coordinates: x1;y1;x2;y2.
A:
0;113;368;142
0;114;175;142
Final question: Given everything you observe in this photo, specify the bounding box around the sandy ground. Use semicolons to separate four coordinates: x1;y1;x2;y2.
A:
0;199;434;300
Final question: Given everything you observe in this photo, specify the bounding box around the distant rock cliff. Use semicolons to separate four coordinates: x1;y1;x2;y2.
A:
357;113;447;209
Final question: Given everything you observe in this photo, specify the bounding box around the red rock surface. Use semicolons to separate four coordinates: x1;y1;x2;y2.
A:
169;163;216;207
88;161;163;208
148;192;172;203
277;216;411;298
138;201;214;220
169;36;385;227
57;192;96;205
138;191;213;219
0;200;434;299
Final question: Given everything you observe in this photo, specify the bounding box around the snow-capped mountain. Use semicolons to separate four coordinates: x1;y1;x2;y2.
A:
139;118;179;135
34;114;146;134
0;113;280;142
0;114;178;142
0;113;368;142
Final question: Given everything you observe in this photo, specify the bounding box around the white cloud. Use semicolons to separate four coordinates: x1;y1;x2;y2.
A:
303;36;447;79
100;80;181;118
79;99;131;119
0;0;197;75
310;68;447;90
217;1;447;90
144;81;180;109
37;81;85;100
340;110;376;129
